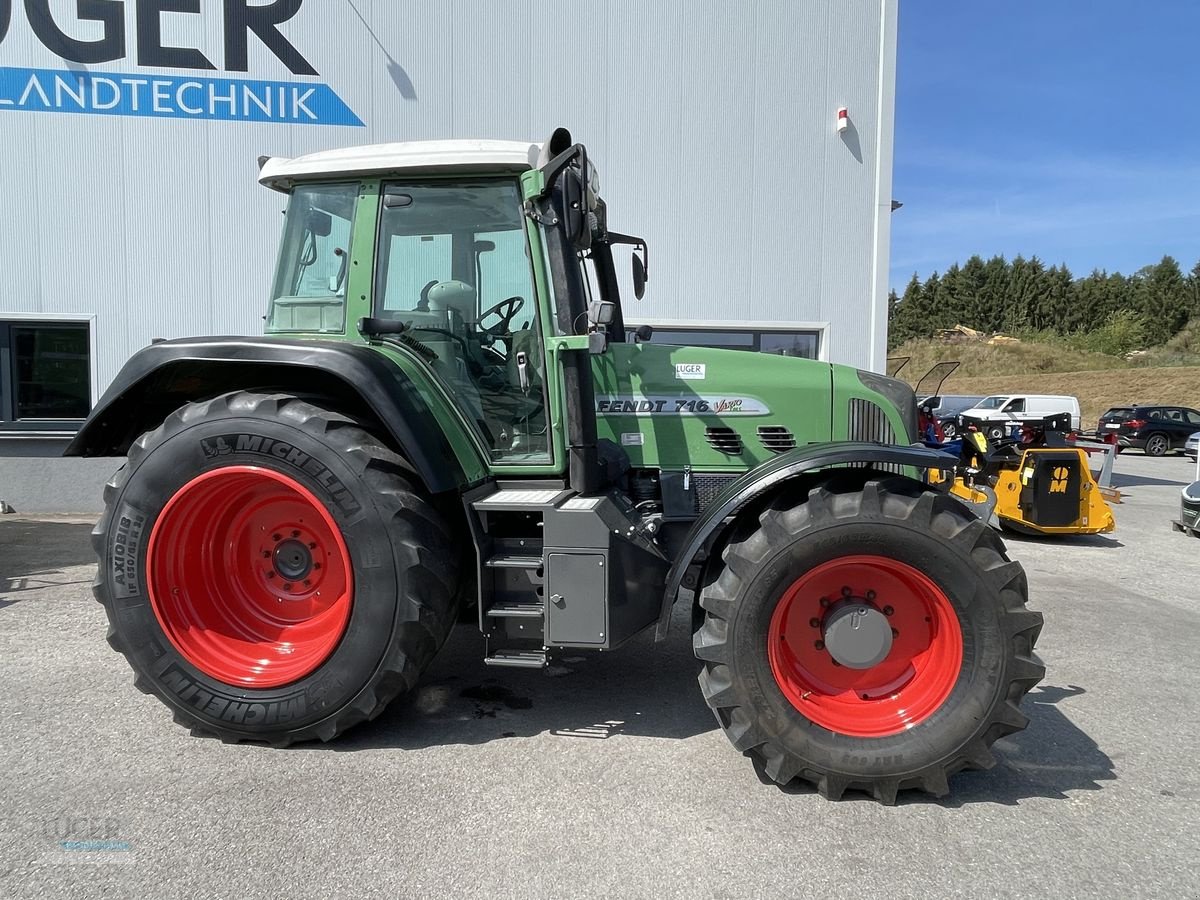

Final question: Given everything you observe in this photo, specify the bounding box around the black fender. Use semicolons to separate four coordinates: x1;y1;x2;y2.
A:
63;336;468;494
655;441;959;640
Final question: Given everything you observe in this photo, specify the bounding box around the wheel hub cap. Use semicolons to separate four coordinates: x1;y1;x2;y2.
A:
273;539;314;582
822;601;893;669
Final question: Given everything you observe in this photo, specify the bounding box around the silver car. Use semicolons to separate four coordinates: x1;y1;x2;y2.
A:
1186;432;1200;461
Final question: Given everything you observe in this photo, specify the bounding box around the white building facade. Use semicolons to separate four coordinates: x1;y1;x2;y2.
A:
0;0;897;511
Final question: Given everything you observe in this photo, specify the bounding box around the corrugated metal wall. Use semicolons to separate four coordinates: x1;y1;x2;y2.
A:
0;0;896;397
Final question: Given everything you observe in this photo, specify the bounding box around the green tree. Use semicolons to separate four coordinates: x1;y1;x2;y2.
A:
1136;256;1190;345
979;255;1010;332
888;273;928;347
1069;269;1106;333
1187;259;1200;317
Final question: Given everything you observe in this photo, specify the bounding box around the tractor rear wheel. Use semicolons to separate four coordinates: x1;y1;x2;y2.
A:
93;392;460;745
694;475;1043;803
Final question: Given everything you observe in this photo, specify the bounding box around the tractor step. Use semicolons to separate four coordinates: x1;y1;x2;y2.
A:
485;554;543;569
484;648;548;669
486;599;545;618
471;488;572;511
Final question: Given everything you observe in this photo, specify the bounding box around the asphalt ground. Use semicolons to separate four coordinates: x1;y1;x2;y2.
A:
1;452;1198;899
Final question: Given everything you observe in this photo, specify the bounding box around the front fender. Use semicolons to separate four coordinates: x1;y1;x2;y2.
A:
655;441;958;640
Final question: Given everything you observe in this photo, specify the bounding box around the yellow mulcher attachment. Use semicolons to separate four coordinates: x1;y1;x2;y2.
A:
945;414;1116;537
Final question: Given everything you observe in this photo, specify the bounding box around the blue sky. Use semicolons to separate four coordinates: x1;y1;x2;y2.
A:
890;1;1200;290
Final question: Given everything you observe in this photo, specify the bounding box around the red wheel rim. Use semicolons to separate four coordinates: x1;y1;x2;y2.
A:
147;466;353;688
767;555;963;737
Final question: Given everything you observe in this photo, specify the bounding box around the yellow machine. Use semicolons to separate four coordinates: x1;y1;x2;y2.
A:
943;417;1116;536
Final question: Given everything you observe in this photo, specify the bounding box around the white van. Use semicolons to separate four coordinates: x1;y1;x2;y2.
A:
959;394;1081;439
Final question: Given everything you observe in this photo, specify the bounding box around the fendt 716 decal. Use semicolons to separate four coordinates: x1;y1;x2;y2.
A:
596;395;770;416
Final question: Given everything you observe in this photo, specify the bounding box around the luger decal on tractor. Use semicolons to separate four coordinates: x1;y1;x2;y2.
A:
67;129;1043;803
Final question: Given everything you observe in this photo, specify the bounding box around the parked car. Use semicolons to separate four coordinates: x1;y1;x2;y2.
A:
920;395;985;440
1097;405;1200;457
958;394;1082;441
1185;432;1199;462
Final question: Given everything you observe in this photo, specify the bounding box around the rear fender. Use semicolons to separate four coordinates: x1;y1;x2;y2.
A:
655;442;959;640
64;337;470;494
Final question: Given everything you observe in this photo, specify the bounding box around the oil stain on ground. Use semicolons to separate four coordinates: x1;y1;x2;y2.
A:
460;683;533;719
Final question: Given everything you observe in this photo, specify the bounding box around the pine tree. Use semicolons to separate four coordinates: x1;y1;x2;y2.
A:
1041;264;1074;333
979;255;1010;332
1187;259;1200;318
1004;256;1033;331
1137;256;1190;344
888;273;927;347
1071;269;1107;333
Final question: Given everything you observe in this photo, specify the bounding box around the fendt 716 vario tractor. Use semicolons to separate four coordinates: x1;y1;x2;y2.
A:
69;129;1043;803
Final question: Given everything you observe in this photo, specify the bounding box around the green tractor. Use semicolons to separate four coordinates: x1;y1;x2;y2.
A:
69;129;1042;803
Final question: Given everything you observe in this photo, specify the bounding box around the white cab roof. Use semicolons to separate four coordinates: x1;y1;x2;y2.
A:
259;139;542;191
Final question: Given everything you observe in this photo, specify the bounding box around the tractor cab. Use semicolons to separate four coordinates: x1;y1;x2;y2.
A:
258;130;653;481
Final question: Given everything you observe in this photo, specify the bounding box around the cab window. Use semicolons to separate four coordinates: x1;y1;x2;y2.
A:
267;183;358;333
374;180;550;464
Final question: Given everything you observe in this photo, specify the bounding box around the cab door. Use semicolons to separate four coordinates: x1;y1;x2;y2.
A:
372;178;562;472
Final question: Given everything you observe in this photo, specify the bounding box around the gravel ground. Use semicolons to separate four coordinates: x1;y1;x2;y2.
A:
1;452;1197;899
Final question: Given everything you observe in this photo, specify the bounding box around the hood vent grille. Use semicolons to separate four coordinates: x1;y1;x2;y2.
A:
705;426;743;455
848;398;896;445
757;426;796;453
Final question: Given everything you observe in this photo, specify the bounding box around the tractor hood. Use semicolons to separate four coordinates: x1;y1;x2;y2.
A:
591;343;916;473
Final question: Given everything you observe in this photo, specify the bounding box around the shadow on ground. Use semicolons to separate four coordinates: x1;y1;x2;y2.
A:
332;619;717;748
1110;470;1191;488
332;621;1114;806
927;684;1116;807
1000;530;1124;549
0;518;97;605
757;683;1115;807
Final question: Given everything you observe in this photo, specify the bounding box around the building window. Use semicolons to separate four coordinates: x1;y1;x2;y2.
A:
0;322;91;429
628;325;821;359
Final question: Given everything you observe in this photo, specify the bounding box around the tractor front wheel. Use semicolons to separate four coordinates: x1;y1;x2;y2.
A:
694;476;1043;803
93;392;460;745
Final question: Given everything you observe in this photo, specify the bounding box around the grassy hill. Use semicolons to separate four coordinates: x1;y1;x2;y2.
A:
890;336;1200;427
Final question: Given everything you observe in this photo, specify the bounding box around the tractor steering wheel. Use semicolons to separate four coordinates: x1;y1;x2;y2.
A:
478;295;525;337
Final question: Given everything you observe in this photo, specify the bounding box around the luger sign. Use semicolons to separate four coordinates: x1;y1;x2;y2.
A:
0;0;363;126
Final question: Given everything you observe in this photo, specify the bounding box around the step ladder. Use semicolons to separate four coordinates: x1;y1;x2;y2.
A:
467;484;571;668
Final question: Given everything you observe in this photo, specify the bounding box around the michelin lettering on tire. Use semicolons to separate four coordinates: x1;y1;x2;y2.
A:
200;432;362;514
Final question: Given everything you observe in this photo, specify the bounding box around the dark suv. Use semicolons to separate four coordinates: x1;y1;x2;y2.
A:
1098;405;1200;456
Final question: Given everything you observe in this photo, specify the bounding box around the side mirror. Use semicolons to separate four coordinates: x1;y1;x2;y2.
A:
632;254;647;300
307;209;332;237
607;232;649;300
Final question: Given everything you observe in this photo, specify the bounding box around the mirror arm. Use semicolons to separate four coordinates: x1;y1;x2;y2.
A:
605;231;649;278
536;143;587;197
